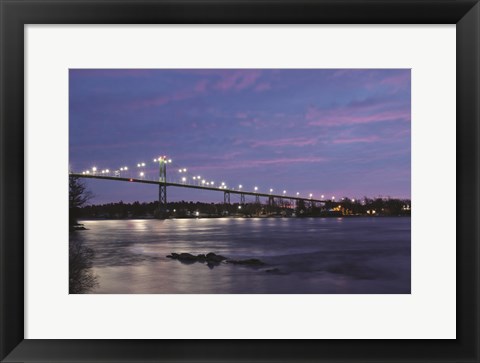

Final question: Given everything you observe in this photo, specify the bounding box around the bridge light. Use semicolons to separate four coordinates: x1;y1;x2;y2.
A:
309;193;313;198
85;170;90;174
124;167;128;171
254;186;258;191
92;167;97;172
106;169;109;173
183;168;187;172
197;175;201;179
296;192;300;196
269;188;273;193
211;181;214;185
120;167;124;171
193;176;196;180
321;194;324;199
283;190;287;194
140;172;145;177
239;185;242;189
82;172;85;175
181;177;186;182
332;196;335;200
137;163;141;167
202;180;206;184
221;182;225;186
141;163;145;167
168;159;172;163
178;169;182;173
153;159;157;162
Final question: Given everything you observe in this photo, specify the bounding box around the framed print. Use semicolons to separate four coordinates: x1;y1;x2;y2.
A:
1;0;479;362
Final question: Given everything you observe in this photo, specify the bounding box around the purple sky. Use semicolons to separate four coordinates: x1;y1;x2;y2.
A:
69;69;411;204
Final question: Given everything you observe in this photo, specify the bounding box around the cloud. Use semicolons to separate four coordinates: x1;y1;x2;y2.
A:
128;79;208;109
306;96;410;126
193;156;328;171
251;137;317;148
254;82;271;92
214;70;262;91
332;136;379;144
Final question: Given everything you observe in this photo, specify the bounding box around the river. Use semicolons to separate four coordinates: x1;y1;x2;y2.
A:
70;217;410;294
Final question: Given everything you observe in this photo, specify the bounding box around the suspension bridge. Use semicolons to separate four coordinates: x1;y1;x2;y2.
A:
70;155;332;217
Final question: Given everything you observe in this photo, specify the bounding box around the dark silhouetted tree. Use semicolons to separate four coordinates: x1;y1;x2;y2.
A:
69;175;93;228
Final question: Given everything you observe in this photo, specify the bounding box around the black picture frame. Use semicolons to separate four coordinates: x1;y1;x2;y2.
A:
1;1;479;362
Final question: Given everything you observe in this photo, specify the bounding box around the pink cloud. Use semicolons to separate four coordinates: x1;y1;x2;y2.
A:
128;79;208;109
332;136;379;144
381;72;410;89
214;70;262;91
236;112;248;119
251;137;317;148
308;109;410;126
306;97;410;126
193;156;327;171
254;82;271;92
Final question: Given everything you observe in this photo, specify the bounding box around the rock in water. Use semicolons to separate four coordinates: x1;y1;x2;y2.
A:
227;258;266;266
206;252;226;262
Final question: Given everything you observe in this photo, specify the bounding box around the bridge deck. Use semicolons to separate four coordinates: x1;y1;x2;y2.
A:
70;173;327;203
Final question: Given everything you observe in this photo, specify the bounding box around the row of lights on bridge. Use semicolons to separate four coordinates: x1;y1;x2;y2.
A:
79;156;341;200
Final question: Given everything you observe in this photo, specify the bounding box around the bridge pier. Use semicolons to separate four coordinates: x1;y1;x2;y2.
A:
224;191;231;204
268;196;275;206
157;157;168;218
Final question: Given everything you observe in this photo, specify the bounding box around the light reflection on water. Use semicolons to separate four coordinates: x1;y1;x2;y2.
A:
71;217;411;294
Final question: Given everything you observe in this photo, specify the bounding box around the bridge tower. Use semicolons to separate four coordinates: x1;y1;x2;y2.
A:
240;194;245;205
157;156;168;217
224;191;231;204
255;195;260;204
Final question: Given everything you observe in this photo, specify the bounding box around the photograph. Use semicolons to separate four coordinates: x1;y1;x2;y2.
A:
69;68;411;294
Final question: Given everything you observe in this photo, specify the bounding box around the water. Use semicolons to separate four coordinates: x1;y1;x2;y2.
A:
71;217;411;294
